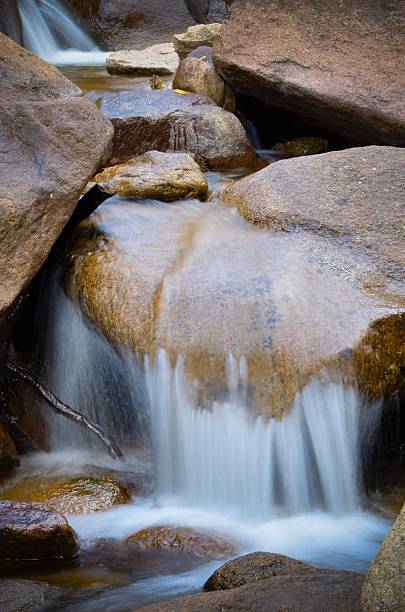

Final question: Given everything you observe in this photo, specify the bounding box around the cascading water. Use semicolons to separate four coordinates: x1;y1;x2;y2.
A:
16;0;107;64
146;349;381;520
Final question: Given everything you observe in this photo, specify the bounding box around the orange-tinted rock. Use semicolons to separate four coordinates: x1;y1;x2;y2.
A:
0;425;19;474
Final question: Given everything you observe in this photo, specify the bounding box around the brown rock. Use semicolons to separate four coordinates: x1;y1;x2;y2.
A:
0;501;78;561
140;569;364;611
100;86;256;169
361;503;405;611
272;137;328;157
0;425;19;474
204;552;318;591
0;580;63;612
30;477;130;515
174;23;222;59
0;32;80;101
125;526;235;559
106;43;179;77
66;0;195;51
173;55;226;106
214;0;405;146
91;151;208;201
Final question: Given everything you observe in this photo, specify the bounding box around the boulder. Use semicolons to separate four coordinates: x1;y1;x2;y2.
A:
186;1;232;23
90;151;208;201
0;501;78;561
204;552;319;591
221;146;405;283
30;477;130;515
125;526;235;559
0;33;80;101
140;566;364;611
66;0;195;51
173;55;226;106
214;0;405;146
0;580;62;612
100;86;257;169
361;503;405;611
0;425;19;473
174;23;222;59
106;43;179;76
0;35;113;382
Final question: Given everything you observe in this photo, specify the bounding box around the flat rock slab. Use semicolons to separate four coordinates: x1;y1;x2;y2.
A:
92;151;208;201
214;0;405;145
0;501;78;561
0;579;63;612
174;23;222;58
106;43;179;76
100;86;256;169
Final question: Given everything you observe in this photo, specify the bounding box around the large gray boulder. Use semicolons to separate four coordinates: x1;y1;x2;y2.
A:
214;0;405;146
362;503;405;612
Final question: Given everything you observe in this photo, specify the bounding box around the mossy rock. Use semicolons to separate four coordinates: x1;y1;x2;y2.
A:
272;137;328;156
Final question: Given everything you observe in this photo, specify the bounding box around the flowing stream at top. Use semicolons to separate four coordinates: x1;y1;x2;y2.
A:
16;0;107;64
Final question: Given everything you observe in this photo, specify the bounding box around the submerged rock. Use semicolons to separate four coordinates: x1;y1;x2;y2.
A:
361;503;405;612
106;43;179;76
30;477;130;515
174;23;222;59
0;579;63;612
90;151;208;201
173;54;226;106
204;552;319;591
0;501;78;561
214;0;405;146
272;137;328;157
100;86;257;169
126;526;235;559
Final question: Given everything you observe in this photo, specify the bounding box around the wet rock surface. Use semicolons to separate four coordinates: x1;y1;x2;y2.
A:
140;567;364;611
214;0;405;145
30;477;131;515
0;425;19;473
362;502;405;611
0;579;63;612
126;526;236;559
90;151;208;201
100;86;256;169
106;43;179;76
0;501;78;561
174;23;222;59
204;552;319;590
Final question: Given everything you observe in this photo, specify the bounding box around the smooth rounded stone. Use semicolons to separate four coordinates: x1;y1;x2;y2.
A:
125;526;236;559
272;137;328;157
214;0;405;146
64;194;404;417
174;23;222;59
106;43;179;76
30;477;130;515
100;86;257;169
0;579;63;612
362;502;405;611
173;55;225;106
204;552;319;591
139;569;364;611
0;32;80;101
91;151;208;201
66;0;194;51
0;501;79;561
0;425;19;473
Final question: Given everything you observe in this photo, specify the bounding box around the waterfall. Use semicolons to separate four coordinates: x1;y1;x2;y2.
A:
16;0;107;64
146;350;381;520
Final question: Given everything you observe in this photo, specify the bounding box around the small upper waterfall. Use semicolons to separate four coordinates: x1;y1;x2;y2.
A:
16;0;107;64
146;349;381;521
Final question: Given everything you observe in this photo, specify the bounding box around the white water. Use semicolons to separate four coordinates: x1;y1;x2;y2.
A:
17;0;107;64
146;350;379;520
